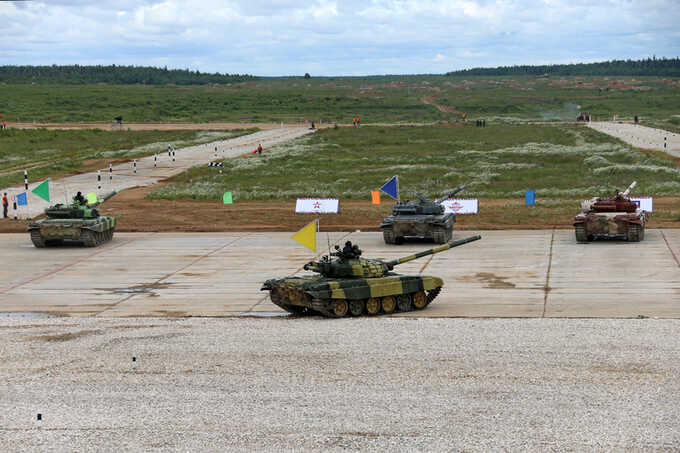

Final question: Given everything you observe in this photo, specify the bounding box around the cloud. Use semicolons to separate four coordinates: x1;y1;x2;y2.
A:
0;0;678;75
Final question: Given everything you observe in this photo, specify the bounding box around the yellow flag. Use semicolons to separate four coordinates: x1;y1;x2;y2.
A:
291;220;317;252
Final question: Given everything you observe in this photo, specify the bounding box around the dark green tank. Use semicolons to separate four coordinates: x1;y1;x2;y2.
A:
380;184;466;244
28;190;119;247
261;235;481;317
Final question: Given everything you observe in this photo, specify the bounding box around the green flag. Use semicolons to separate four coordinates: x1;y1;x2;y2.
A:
222;191;233;204
31;179;50;202
87;192;98;204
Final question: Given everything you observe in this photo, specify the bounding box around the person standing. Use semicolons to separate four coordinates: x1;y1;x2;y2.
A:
2;193;8;218
257;144;263;156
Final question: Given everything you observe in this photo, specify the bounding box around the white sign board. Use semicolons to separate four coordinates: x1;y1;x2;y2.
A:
441;198;478;214
295;198;339;214
631;197;653;212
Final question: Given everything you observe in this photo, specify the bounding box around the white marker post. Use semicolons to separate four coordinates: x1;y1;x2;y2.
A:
154;153;157;167
24;170;28;190
172;150;175;162
97;170;101;190
109;163;113;181
133;160;137;174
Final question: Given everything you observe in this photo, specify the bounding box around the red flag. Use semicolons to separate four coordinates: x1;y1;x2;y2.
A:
253;149;258;154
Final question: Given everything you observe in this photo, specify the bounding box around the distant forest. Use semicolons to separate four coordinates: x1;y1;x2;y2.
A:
446;57;680;77
0;65;258;85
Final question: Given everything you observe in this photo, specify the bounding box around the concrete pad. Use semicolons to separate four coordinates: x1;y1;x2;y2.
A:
546;229;680;317
1;230;680;318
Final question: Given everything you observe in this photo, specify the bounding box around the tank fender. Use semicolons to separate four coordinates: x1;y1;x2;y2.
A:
299;275;444;300
573;215;586;226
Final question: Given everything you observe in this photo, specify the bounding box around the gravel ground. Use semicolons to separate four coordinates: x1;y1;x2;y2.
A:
1;317;679;452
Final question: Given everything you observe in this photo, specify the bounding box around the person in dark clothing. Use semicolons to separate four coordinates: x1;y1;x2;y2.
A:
341;241;362;259
74;191;87;206
2;193;8;218
257;144;263;156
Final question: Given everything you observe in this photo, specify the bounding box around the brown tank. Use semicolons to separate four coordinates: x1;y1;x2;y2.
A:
573;181;648;242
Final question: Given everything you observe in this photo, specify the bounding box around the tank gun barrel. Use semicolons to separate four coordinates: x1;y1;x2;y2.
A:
385;234;481;269
437;184;467;203
621;181;637;197
89;189;120;207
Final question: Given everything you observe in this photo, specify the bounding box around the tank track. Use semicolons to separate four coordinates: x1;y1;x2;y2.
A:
30;230;46;248
432;227;452;244
271;287;443;318
382;229;396;244
627;224;643;242
574;225;589;243
82;228;115;247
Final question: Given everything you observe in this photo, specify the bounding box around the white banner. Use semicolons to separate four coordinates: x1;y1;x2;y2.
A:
441;198;478;214
631;197;653;212
295;198;340;214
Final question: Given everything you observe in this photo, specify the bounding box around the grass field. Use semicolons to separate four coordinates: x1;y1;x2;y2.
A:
0;128;255;189
2;75;678;125
149;123;680;202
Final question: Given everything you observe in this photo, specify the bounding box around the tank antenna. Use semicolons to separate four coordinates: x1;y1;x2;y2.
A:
327;233;331;257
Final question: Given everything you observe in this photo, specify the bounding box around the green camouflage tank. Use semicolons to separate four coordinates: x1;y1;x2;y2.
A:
28;190;119;247
380;184;466;244
261;235;481;317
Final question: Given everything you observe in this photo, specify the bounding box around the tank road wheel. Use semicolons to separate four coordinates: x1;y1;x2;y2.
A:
574;225;589;243
349;300;365;316
412;291;428;310
383;229;396;244
397;294;412;312
332;299;349;317
30;230;46;248
381;296;396;314
628;224;641;242
366;298;381;315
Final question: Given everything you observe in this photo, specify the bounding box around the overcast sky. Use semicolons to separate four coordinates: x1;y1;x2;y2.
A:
1;0;678;76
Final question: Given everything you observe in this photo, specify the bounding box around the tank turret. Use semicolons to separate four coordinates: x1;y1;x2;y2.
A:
262;235;481;317
380;184;467;244
44;190;119;219
303;235;480;278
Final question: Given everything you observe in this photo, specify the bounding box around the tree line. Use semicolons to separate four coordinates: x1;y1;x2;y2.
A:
0;65;258;85
446;57;680;77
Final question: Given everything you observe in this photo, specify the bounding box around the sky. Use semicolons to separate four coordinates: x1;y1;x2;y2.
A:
1;0;679;76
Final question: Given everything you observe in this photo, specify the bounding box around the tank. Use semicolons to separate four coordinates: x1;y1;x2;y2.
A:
28;190;119;247
261;234;481;317
573;181;648;242
380;184;466;244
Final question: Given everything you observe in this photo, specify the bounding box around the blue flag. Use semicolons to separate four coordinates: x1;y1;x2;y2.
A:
17;192;27;206
525;190;535;205
380;175;399;200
